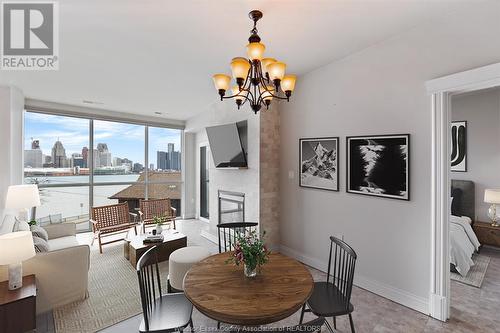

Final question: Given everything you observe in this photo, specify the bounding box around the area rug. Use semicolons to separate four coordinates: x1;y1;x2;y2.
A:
451;254;490;288
53;242;169;333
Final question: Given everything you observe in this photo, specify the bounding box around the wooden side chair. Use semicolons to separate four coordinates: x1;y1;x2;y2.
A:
216;222;258;253
91;202;138;254
139;198;177;232
137;245;194;333
299;236;357;333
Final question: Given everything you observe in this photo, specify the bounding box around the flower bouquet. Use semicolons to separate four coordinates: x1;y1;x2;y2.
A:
226;230;271;278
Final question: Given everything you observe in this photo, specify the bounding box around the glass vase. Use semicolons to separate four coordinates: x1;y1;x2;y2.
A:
244;263;257;278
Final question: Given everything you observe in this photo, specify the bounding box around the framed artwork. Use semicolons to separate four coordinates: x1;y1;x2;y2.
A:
451;121;467;172
347;134;410;200
299;137;339;191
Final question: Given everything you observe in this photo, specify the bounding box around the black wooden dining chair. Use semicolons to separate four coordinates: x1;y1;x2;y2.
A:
232;317;325;333
299;236;357;333
216;222;258;253
137;245;194;333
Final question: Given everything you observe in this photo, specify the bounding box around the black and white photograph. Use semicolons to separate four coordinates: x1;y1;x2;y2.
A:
300;137;339;191
347;134;410;200
451;121;467;172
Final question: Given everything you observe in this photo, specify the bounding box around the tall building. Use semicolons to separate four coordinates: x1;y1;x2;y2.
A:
71;153;85;168
82;147;89;168
96;143;112;167
168;143;174;155
24;148;43;168
51;140;67;168
157;151;167;170
171;151;181;171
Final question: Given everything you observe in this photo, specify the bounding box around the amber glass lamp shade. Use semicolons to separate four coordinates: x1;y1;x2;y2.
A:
267;62;286;81
281;75;297;92
231;57;251;81
212;74;231;91
260;86;274;101
261;58;277;75
231;86;247;102
247;42;266;61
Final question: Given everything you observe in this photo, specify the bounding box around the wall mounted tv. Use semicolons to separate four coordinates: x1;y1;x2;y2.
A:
206;121;248;168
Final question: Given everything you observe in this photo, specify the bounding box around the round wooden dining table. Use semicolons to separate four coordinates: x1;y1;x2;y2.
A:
183;252;314;326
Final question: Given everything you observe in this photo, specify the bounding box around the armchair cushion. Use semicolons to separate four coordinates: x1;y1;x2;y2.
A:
43;223;76;239
48;236;80;251
31;225;49;241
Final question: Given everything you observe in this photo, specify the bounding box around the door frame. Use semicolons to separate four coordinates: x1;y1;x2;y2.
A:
197;141;210;223
426;62;500;321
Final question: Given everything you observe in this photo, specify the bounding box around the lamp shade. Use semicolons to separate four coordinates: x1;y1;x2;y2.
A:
267;62;286;81
231;86;248;102
260;86;275;101
484;189;500;204
281;75;297;92
246;42;265;61
5;184;41;210
0;231;35;265
261;58;277;74
230;57;251;80
212;74;231;91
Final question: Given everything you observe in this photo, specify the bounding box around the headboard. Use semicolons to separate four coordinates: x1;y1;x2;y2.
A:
451;180;475;220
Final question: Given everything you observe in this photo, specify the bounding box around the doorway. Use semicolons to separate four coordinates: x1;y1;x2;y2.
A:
427;63;500;321
200;146;210;220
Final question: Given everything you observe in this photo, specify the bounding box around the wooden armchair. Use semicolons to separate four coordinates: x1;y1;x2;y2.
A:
91;202;138;254
138;198;176;232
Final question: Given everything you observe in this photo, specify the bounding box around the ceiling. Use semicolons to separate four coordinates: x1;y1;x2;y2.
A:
0;0;481;121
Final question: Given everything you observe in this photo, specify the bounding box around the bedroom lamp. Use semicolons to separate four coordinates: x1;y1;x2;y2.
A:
484;189;500;227
0;231;35;290
5;184;41;222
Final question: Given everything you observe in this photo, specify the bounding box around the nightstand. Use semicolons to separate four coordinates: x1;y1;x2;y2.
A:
473;221;500;248
0;274;36;333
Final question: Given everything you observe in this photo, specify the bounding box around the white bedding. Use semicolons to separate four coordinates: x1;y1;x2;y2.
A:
450;215;481;276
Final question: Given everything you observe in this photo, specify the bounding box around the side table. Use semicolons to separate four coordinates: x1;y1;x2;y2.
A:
0;274;36;333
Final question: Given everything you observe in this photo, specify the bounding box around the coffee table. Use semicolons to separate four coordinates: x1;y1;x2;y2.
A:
125;230;187;268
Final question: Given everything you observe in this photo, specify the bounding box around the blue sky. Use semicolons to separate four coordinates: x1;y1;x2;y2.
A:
25;112;181;168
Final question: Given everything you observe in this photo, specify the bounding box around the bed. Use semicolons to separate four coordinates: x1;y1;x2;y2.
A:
450;180;481;276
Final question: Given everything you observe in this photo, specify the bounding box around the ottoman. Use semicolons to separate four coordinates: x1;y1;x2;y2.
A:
168;246;211;292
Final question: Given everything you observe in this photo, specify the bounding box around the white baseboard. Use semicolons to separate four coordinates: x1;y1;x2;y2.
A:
200;230;218;244
279;244;430;315
429;293;448;321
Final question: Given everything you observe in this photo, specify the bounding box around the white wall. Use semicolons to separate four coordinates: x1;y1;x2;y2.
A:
0;86;25;220
279;2;500;313
185;101;260;236
451;88;500;222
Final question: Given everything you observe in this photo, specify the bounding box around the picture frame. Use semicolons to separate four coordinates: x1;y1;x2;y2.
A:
346;134;410;201
299;137;339;192
451;121;467;172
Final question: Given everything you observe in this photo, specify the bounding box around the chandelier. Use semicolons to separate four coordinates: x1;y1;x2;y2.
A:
212;10;297;114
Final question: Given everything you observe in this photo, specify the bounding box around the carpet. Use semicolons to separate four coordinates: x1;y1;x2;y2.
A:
451;254;491;288
53;242;169;333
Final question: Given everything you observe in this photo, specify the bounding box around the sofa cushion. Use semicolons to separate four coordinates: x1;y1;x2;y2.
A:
31;225;49;241
48;236;80;251
33;236;50;253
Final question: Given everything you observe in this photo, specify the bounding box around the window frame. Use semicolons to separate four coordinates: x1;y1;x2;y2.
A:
23;110;184;232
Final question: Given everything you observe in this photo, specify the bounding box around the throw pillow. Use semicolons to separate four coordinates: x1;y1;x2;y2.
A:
31;225;49;241
33;236;49;253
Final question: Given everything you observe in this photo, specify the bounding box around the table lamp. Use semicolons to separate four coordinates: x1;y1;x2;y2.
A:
484;189;500;227
5;184;41;222
0;231;35;290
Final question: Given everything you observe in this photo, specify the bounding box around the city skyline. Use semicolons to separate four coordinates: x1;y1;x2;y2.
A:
25;112;181;168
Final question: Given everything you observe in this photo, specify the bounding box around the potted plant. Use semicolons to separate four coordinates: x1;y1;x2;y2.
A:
152;215;166;234
227;230;270;278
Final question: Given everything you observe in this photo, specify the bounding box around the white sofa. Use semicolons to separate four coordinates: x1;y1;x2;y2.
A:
0;223;90;314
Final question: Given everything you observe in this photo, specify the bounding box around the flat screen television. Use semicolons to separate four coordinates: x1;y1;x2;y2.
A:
206;121;247;168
